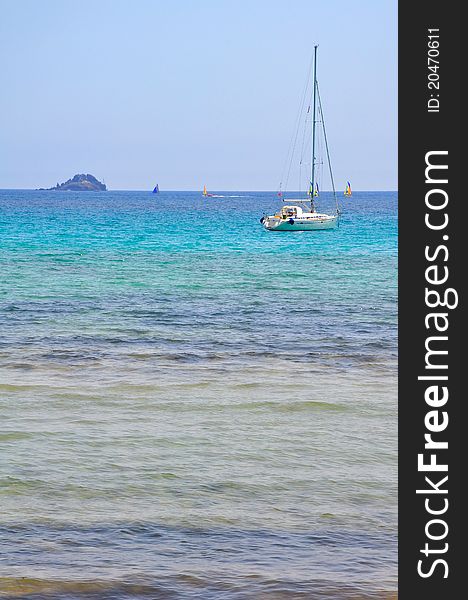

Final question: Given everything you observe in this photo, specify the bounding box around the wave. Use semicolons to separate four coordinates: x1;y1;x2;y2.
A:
0;521;397;598
0;575;397;599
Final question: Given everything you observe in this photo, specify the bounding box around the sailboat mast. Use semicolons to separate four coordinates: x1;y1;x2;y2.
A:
310;45;318;213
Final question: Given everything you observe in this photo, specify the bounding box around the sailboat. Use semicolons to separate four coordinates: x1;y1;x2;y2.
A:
152;184;159;194
202;185;213;198
344;181;352;197
261;46;340;231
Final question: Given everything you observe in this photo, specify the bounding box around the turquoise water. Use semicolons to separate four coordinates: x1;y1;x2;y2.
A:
0;190;397;599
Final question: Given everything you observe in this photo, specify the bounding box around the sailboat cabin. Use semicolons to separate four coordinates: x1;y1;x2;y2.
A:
279;206;304;218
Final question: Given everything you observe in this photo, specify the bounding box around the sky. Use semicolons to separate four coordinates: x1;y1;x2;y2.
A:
0;0;397;191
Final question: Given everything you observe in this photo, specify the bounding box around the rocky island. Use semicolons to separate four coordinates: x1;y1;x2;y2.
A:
42;174;107;191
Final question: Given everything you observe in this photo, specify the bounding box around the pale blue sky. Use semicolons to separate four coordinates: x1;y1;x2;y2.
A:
0;0;397;190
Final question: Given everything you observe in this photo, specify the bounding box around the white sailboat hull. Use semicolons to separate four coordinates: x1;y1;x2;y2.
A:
262;213;338;231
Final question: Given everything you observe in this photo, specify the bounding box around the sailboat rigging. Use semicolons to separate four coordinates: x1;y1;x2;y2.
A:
261;46;341;231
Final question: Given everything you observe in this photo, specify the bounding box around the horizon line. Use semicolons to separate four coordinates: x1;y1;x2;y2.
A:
0;187;399;193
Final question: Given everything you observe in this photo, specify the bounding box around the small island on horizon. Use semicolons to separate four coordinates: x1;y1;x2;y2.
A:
39;173;107;191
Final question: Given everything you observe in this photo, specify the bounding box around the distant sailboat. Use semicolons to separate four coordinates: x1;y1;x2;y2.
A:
152;184;159;194
202;185;213;198
344;181;352;197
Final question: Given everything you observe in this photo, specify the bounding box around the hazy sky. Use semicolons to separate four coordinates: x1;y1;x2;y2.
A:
0;0;397;191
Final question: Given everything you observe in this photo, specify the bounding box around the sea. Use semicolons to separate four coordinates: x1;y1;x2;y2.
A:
0;190;397;599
